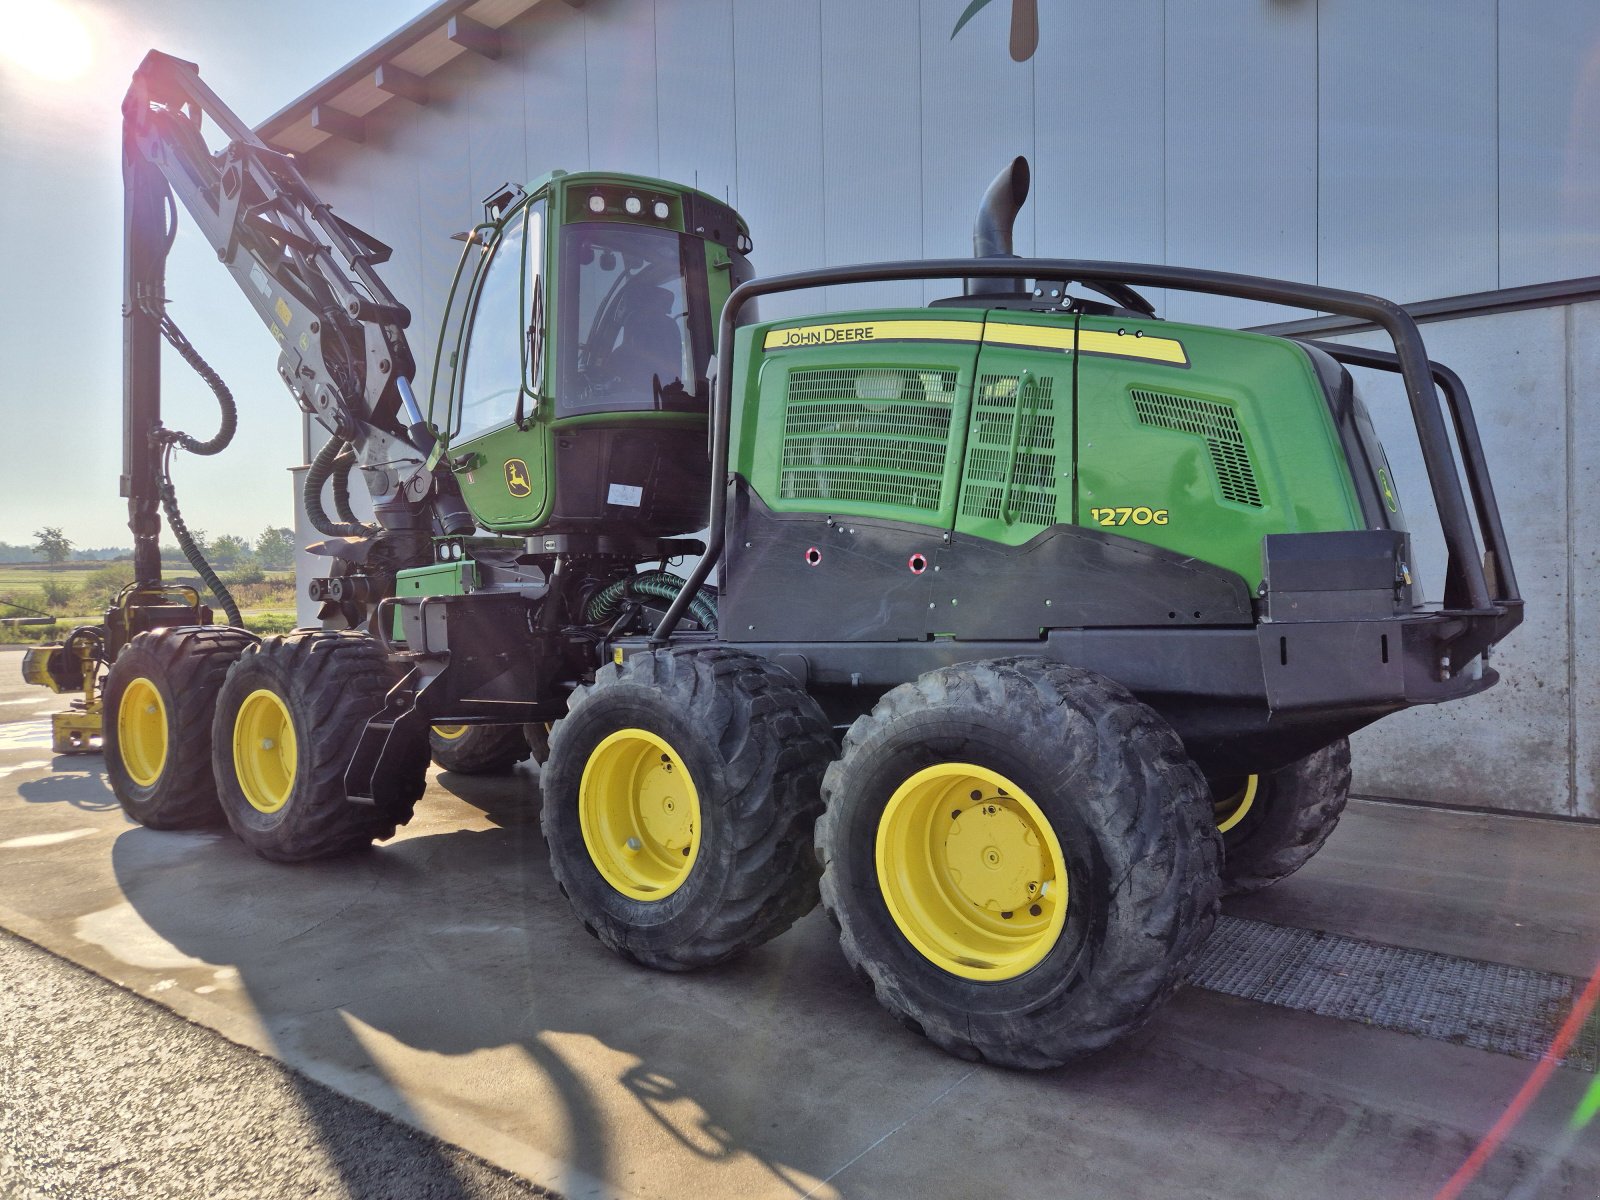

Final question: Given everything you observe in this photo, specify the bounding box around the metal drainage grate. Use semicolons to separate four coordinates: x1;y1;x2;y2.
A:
1191;916;1600;1072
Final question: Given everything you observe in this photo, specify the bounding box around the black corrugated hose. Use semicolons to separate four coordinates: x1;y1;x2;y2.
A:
148;309;243;627
585;570;718;631
303;435;377;538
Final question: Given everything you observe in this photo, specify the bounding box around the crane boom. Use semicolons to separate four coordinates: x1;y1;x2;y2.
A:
120;50;468;593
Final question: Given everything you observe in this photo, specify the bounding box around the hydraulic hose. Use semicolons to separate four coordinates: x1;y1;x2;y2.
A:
142;289;242;627
586;571;717;632
158;457;242;627
304;436;376;537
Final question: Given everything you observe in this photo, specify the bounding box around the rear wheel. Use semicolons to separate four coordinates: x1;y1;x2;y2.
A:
212;630;427;862
428;723;532;775
541;647;835;969
1212;739;1352;895
103;626;258;830
816;658;1221;1069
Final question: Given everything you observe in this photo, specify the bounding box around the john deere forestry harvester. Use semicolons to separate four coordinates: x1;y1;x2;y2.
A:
22;52;1522;1067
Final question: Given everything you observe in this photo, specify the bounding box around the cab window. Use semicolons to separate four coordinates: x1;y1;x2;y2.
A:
556;221;711;417
455;201;544;442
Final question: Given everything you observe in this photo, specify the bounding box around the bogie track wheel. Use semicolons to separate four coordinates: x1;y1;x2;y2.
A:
816;658;1221;1069
211;630;428;862
429;723;533;775
103;625;259;829
541;648;836;970
1212;738;1352;896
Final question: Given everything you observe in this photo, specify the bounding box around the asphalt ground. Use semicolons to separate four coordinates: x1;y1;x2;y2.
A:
0;928;551;1200
1;646;1598;1199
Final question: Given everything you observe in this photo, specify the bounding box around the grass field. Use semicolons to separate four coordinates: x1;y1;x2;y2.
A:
0;560;299;645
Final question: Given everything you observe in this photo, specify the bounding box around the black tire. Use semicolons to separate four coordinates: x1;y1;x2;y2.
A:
211;630;428;862
103;626;259;830
1213;739;1352;896
523;722;551;766
428;723;531;774
541;647;835;970
815;658;1222;1069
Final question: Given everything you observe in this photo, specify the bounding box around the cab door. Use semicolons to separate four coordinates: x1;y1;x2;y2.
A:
448;199;549;531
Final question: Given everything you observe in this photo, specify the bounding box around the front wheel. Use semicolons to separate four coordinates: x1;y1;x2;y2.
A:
1211;739;1351;896
541;648;835;970
212;630;427;862
429;723;532;775
816;658;1221;1069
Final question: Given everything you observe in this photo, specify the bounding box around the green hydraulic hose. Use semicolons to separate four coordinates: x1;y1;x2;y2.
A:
585;571;717;632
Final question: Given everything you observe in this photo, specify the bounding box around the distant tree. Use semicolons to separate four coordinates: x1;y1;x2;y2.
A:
254;526;297;570
206;534;251;568
32;527;73;567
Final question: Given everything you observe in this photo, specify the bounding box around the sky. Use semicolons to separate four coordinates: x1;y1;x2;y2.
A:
0;0;431;548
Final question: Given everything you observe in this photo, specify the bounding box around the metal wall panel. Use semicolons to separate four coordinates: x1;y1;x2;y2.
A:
1498;2;1600;288
818;0;924;313
583;0;660;175
518;1;592;175
655;0;737;209
466;36;530;207
408;92;476;402
918;0;1035;304
730;2;825;318
1164;0;1318;328
1034;1;1165;312
1319;0;1499;303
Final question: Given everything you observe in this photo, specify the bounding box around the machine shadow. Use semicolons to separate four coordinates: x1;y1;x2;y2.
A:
108;764;882;1198
17;755;123;814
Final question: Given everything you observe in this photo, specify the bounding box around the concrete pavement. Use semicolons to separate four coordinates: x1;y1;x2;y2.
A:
1;645;1597;1199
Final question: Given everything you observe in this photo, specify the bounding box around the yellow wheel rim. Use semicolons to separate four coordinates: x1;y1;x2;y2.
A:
876;763;1069;982
117;677;168;787
579;728;701;901
433;724;469;740
1214;774;1259;834
233;689;298;814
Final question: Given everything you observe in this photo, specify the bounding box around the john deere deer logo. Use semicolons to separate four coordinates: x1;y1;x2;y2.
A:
952;0;1038;62
504;458;532;497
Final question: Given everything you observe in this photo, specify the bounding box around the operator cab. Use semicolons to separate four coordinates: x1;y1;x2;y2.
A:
436;171;752;543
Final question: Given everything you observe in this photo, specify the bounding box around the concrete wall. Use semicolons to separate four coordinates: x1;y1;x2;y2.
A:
1331;303;1598;818
287;0;1600;816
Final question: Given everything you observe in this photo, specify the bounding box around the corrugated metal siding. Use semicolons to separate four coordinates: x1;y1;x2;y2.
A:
296;0;1600;380
1318;0;1500;304
1499;1;1600;287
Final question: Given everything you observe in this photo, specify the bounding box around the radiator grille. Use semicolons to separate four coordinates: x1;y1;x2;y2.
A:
779;368;958;513
1131;388;1263;507
958;374;1060;527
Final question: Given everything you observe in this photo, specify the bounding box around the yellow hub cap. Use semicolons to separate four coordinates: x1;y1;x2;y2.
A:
233;689;298;814
432;724;469;740
579;728;701;901
117;677;168;787
1214;775;1259;834
876;763;1069;981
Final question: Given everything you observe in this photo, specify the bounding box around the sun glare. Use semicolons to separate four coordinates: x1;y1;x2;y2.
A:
1;0;91;82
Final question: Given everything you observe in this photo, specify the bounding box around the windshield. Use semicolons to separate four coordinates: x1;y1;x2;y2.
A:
556;221;711;417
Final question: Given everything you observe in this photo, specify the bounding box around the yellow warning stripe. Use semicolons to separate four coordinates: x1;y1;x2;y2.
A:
986;321;1189;366
761;316;1188;366
763;319;982;351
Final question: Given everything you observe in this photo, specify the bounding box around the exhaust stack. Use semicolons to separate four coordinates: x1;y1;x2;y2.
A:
967;156;1031;297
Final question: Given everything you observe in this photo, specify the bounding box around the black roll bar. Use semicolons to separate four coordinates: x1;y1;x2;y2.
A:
652;258;1511;643
1297;340;1521;616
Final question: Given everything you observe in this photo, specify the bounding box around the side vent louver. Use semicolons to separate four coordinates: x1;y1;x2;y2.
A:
779;368;958;513
1131;388;1263;507
958;374;1059;527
